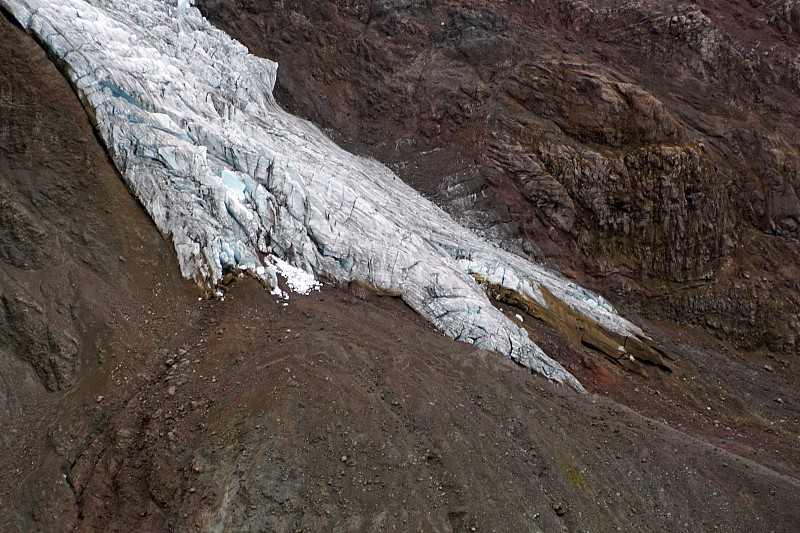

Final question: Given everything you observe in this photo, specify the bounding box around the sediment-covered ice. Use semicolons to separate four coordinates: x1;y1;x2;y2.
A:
3;0;656;392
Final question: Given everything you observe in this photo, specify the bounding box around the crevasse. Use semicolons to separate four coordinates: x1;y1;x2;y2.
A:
3;0;657;392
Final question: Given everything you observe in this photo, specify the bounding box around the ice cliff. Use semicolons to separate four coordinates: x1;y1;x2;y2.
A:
2;0;666;391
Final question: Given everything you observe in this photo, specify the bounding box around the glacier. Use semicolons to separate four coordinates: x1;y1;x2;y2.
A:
2;0;667;392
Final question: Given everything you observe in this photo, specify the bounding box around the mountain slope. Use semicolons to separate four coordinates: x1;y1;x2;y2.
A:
0;2;799;533
3;0;691;389
196;0;800;369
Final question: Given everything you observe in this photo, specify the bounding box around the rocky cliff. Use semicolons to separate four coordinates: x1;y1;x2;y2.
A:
197;0;800;360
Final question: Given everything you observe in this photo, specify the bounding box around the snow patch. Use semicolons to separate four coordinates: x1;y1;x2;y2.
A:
269;256;322;296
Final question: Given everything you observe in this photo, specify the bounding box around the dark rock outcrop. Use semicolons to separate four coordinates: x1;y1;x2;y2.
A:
197;0;800;358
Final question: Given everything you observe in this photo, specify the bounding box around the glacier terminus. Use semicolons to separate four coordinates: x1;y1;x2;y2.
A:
2;0;674;391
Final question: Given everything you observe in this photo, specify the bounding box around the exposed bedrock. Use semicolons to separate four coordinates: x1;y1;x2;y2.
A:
195;0;800;357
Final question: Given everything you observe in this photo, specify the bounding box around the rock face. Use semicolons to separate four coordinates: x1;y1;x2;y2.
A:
196;0;800;358
2;5;800;533
3;0;683;389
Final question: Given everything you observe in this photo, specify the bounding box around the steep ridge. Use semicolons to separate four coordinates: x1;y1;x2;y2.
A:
1;4;799;532
2;0;683;389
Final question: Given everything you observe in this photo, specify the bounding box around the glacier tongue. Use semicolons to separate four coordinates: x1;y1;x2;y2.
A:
4;0;656;392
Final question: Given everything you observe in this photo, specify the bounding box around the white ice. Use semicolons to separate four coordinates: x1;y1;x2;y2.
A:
2;0;659;391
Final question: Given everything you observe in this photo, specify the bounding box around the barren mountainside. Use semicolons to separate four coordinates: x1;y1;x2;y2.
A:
198;0;800;357
0;1;799;532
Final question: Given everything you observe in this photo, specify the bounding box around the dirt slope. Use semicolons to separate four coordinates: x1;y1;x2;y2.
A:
1;6;799;533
